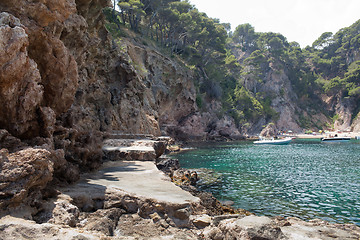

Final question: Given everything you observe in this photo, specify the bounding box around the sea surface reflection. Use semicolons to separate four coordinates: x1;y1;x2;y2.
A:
173;139;360;225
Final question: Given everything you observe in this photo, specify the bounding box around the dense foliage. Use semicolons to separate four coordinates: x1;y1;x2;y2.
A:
311;20;360;99
105;0;360;130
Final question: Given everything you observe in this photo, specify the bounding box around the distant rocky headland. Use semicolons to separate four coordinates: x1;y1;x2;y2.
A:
0;0;360;239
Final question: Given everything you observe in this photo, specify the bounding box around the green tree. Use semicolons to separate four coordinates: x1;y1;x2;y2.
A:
118;0;145;31
312;32;334;50
232;23;257;51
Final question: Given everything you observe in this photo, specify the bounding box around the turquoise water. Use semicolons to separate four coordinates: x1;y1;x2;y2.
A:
173;139;360;225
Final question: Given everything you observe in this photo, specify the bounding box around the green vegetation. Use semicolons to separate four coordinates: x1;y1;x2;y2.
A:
104;1;360;130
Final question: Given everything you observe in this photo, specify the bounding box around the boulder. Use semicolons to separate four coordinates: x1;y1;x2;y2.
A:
216;215;286;239
0;148;54;211
155;157;180;174
192;214;212;228
47;200;80;227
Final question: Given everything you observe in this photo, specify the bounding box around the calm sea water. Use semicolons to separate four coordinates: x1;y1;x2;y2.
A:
173;139;360;225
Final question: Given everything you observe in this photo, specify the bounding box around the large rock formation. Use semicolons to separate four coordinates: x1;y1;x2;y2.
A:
0;12;43;139
0;0;242;153
0;0;243;219
230;46;332;134
0;147;53;213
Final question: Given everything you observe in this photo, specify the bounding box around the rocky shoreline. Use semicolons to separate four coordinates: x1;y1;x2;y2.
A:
1;136;360;239
0;0;359;238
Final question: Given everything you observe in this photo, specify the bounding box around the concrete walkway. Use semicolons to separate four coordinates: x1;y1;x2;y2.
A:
74;160;199;205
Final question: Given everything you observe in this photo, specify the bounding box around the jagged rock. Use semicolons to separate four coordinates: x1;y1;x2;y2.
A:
0;12;43;138
0;129;28;152
39;107;56;138
153;140;167;158
47;200;80;227
0;148;8;166
0;148;53;211
54;127;103;172
172;169;199;186
156;157;180;174
149;212;162;223
81;208;125;236
170;108;244;141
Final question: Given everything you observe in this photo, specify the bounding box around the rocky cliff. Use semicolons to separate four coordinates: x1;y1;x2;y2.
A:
0;0;242;213
325;48;360;132
231;45;331;134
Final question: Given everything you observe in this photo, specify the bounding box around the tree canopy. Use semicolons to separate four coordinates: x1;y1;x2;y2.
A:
104;1;360;129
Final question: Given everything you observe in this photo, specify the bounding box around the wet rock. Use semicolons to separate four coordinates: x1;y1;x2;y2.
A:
172;169;199;186
221;200;235;207
155;157;180;173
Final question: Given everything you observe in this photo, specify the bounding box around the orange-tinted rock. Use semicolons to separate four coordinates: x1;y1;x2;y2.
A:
0;12;43;138
0;148;53;210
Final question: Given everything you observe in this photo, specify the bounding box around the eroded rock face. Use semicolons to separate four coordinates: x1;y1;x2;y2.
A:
0;0;242;145
0;1;80;138
165;101;243;141
0;0;244;220
0;148;54;211
0;12;43;138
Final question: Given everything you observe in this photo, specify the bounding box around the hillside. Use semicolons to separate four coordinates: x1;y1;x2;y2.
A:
1;0;360;239
104;1;360;135
0;0;359;187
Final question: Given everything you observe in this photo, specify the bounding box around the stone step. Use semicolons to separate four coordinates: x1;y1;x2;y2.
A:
105;133;155;140
102;138;167;161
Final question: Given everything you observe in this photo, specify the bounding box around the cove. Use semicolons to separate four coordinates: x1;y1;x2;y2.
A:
173;138;360;226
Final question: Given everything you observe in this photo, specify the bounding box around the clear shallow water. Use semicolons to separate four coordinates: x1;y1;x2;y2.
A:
173;139;360;225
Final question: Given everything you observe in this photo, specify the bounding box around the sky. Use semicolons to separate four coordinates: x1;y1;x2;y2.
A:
189;0;360;48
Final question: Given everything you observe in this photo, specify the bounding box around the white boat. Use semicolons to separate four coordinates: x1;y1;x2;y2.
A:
321;136;351;143
254;137;292;145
